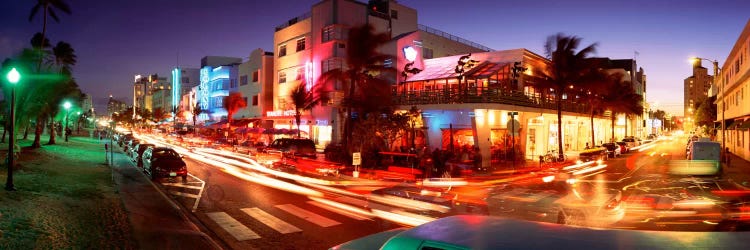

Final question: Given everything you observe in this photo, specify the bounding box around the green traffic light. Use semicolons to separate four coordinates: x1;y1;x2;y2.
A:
6;68;20;84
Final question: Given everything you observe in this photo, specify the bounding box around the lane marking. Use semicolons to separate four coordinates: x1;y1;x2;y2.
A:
206;212;261;241
241;207;302;234
169;191;200;199
275;204;341;227
307;201;372;221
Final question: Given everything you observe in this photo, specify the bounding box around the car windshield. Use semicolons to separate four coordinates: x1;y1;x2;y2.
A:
152;149;180;159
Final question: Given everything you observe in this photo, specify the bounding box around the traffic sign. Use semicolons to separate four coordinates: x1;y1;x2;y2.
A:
352;152;361;166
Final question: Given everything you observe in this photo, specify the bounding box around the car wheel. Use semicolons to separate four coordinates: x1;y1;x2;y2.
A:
181;175;187;182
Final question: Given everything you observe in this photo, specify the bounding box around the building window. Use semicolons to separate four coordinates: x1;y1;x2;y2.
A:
321;57;343;73
296;38;306;52
240;75;248;86
252;71;259;82
390;10;398;19
181;77;189;83
243;97;247;105
296;67;305;81
230;78;237;88
423;47;434;59
279;71;287;84
384;59;393;68
322;25;344;43
279;44;287;57
338;42;345;49
252;95;259;106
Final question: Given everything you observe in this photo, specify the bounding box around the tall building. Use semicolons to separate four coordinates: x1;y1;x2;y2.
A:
197;56;242;122
237;49;274;120
716;18;750;162
171;67;200;123
107;95;127;117
684;60;713;127
272;0;490;147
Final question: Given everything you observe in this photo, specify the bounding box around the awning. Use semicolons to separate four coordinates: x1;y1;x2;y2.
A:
739;120;750;130
727;120;741;130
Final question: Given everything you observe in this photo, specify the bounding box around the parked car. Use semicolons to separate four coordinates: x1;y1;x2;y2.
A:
125;139;140;156
118;134;133;147
263;138;317;158
622;137;638;148
131;143;155;168
615;141;629;153
486;181;625;226
142;147;188;181
578;147;608;162
601;143;621;158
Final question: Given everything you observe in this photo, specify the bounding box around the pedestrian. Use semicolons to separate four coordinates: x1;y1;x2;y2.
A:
725;147;731;167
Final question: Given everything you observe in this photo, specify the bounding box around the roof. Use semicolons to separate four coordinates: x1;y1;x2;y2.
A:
404;49;530;82
726;120;740;130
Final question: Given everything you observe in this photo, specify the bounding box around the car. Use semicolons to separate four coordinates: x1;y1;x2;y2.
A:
486;180;625;227
615;141;629;153
142;147;188;181
263;138;317;158
578;147;608;162
118;134;133;147
622;137;638;148
601;143;621;158
125;139;140;157
131;143;155;167
332;215;750;250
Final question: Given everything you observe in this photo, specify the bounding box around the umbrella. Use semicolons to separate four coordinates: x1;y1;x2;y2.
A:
263;128;277;134
277;128;290;135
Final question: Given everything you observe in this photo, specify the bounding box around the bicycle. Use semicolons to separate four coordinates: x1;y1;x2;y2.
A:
542;150;567;163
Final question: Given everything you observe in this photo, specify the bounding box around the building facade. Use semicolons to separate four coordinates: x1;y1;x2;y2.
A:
171;67;200;124
236;49;274;120
197;56;242;122
716;19;750;162
272;0;489;148
395;49;620;168
685;60;713;132
107;95;127;117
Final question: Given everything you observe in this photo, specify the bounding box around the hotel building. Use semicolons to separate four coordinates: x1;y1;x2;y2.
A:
717;19;750;161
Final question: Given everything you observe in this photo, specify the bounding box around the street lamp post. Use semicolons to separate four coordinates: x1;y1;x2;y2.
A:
692;57;721;147
63;101;72;142
5;68;20;191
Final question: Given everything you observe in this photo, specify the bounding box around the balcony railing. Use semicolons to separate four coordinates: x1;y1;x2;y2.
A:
275;12;312;31
418;24;493;52
392;87;590;114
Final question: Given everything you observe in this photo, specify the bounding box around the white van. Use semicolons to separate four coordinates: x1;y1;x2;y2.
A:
671;140;721;176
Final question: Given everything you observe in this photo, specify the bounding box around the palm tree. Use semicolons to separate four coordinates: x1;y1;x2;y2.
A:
319;24;393;152
603;77;643;142
537;33;599;160
152;107;168;123
222;92;247;130
29;0;71;70
580;70;617;147
51;41;76;75
289;82;324;138
192;102;203;128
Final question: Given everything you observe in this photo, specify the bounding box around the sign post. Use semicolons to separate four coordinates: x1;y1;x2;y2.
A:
352;152;361;178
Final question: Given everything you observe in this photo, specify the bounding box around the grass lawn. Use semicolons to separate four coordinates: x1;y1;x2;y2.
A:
0;134;134;249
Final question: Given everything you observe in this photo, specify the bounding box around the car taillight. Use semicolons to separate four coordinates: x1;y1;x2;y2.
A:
606;199;620;210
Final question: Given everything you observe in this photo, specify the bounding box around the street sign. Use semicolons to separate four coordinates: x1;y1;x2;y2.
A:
508;111;518;116
352;152;361;166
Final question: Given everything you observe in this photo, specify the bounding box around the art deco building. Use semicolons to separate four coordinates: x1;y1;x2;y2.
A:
717;18;750;161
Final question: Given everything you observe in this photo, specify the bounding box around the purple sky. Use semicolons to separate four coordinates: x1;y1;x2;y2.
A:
2;0;748;116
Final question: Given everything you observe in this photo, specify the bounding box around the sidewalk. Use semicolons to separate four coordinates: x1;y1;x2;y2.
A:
108;139;222;250
724;152;750;189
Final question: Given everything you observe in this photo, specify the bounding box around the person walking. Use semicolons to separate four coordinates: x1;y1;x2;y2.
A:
725;147;731;168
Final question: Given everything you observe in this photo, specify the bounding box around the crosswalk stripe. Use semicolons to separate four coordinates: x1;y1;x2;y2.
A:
206;212;261;241
275;204;341;227
307;201;372;221
162;182;203;189
169;191;200;199
241;207;302;234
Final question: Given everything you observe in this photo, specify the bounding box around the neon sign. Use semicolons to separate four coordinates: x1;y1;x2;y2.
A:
266;110;296;117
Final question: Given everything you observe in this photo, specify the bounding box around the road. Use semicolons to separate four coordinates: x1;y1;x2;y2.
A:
125;133;744;249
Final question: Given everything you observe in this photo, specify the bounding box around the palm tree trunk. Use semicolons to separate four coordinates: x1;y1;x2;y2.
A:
2;123;7;143
611;115;616;142
624;115;628;137
36;7;48;72
589;107;595;148
47;118;56;145
32;116;43;148
23;124;30;140
556;92;564;161
343;75;357;152
295;112;302;138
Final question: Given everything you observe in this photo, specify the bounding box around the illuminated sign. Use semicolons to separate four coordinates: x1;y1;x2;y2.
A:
172;68;181;110
199;67;210;110
266;110;296;117
305;61;314;91
403;46;417;62
134;74;142;82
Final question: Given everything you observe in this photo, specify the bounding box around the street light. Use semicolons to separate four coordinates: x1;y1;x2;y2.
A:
5;67;20;191
690;57;721;146
63;101;72;142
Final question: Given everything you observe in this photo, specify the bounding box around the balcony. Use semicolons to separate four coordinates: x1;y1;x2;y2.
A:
391;87;590;114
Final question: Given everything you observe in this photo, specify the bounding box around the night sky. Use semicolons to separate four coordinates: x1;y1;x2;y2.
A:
1;0;748;115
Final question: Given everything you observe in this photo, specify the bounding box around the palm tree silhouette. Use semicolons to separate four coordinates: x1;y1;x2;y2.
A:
223;92;247;131
29;0;71;71
289;81;325;138
51;41;76;75
537;33;599;160
603;76;643;142
319;24;393;152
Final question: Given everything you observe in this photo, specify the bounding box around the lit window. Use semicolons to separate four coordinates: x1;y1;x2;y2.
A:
279;44;287;57
279;71;287;84
296;67;305;80
296;38;306;52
